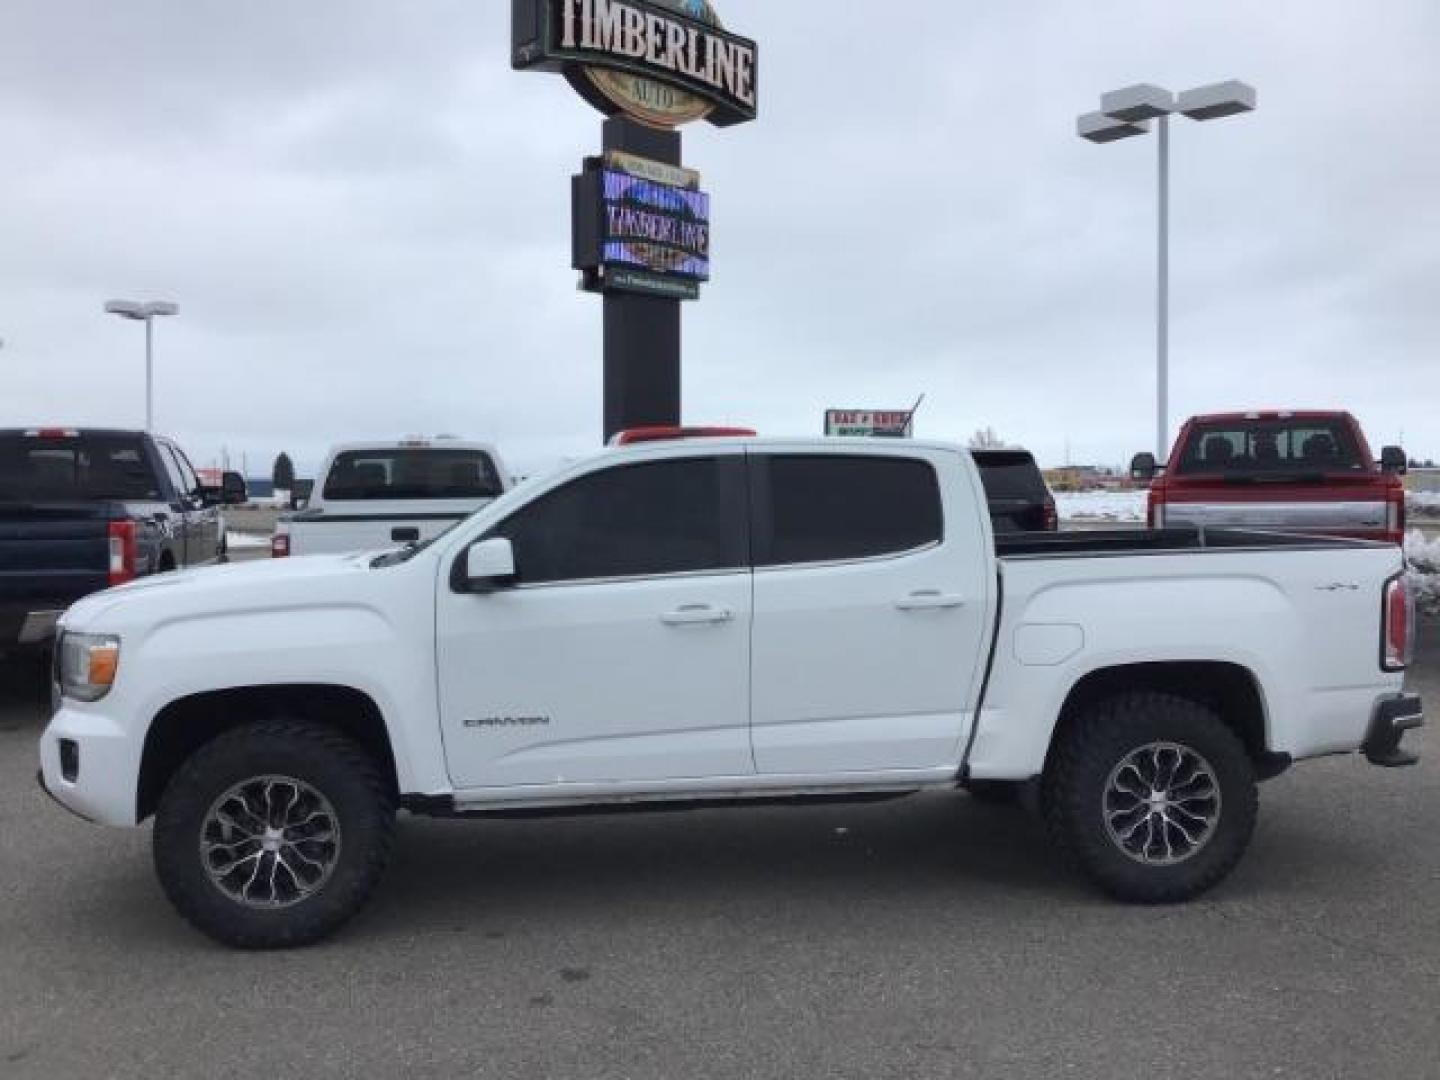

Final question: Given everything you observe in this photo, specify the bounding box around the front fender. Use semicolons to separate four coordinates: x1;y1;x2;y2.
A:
122;602;442;795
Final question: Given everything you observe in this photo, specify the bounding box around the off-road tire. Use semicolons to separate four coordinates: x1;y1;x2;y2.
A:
1043;691;1257;903
153;718;396;949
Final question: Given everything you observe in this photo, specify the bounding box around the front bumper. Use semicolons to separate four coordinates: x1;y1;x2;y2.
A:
38;704;142;826
36;768;96;823
1362;693;1424;767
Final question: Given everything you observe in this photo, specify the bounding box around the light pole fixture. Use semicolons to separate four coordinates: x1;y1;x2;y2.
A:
104;299;179;432
1077;80;1256;459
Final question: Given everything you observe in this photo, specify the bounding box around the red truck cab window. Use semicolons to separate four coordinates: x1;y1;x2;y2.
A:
1148;411;1405;544
1172;419;1364;476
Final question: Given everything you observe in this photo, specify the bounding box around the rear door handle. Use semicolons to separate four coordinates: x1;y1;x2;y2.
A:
895;590;966;611
660;603;734;626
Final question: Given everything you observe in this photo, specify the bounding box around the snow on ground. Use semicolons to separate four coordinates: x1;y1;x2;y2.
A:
1407;529;1440;616
1408;490;1440;517
1055;490;1147;523
225;532;269;550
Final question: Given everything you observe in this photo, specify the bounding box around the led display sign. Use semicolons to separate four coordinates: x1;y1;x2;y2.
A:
574;153;710;299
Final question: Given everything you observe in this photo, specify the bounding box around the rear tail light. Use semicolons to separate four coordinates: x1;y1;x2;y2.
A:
106;521;137;586
271;533;290;558
1385;488;1405;544
1042;498;1058;531
1382;574;1414;671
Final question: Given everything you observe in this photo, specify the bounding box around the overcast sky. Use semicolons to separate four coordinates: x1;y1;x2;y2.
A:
2;0;1436;477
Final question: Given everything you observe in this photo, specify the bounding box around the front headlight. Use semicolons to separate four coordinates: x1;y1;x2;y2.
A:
57;632;121;702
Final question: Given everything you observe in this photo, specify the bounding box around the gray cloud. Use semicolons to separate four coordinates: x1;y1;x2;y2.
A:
1;0;1436;477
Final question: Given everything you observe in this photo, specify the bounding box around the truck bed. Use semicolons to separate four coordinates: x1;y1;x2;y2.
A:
994;526;1374;559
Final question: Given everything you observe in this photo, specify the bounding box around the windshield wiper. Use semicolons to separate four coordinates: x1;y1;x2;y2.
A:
370;535;436;568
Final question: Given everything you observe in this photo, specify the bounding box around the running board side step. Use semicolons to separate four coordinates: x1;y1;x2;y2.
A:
401;787;926;820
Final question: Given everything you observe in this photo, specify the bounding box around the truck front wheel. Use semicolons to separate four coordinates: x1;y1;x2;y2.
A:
152;718;396;948
1043;691;1257;903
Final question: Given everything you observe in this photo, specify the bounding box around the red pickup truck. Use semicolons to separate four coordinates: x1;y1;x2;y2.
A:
1131;410;1407;544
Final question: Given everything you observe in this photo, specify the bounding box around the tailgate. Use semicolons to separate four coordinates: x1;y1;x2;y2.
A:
288;512;470;555
0;504;115;637
1161;477;1387;533
1163;498;1386;532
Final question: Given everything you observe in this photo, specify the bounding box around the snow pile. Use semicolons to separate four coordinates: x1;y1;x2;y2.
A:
1055;490;1147;523
1406;529;1440;616
1408;490;1440;518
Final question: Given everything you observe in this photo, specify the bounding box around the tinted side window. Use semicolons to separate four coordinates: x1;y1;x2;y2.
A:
491;457;745;585
157;445;190;502
758;455;942;566
171;446;202;494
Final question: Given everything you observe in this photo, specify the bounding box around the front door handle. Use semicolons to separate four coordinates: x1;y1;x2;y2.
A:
660;603;734;626
895;590;966;612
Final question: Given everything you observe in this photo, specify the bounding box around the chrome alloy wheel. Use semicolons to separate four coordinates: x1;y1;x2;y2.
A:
200;776;342;908
1102;742;1222;866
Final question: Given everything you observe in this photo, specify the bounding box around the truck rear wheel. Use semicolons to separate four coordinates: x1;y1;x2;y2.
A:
1043;691;1257;903
152;718;396;948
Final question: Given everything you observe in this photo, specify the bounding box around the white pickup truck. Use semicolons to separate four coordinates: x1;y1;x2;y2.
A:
271;438;508;557
39;431;1422;948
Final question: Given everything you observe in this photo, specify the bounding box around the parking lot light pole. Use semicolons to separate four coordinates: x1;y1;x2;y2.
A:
1077;80;1256;459
104;300;179;432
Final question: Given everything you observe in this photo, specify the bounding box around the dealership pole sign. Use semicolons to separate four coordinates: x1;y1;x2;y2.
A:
513;0;758;128
513;0;757;438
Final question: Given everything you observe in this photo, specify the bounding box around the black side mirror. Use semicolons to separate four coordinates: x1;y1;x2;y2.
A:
1379;446;1407;475
221;471;249;505
1130;452;1159;482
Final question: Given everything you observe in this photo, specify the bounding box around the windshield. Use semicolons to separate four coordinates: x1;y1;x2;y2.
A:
1175;420;1364;477
0;433;162;502
323;448;503;501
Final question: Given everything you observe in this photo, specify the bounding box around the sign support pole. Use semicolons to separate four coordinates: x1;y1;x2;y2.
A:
601;116;683;442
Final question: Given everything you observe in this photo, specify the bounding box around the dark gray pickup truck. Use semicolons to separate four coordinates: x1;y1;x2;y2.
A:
0;428;246;651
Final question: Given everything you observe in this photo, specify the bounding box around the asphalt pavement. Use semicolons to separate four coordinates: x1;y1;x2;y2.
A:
1;624;1436;1079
